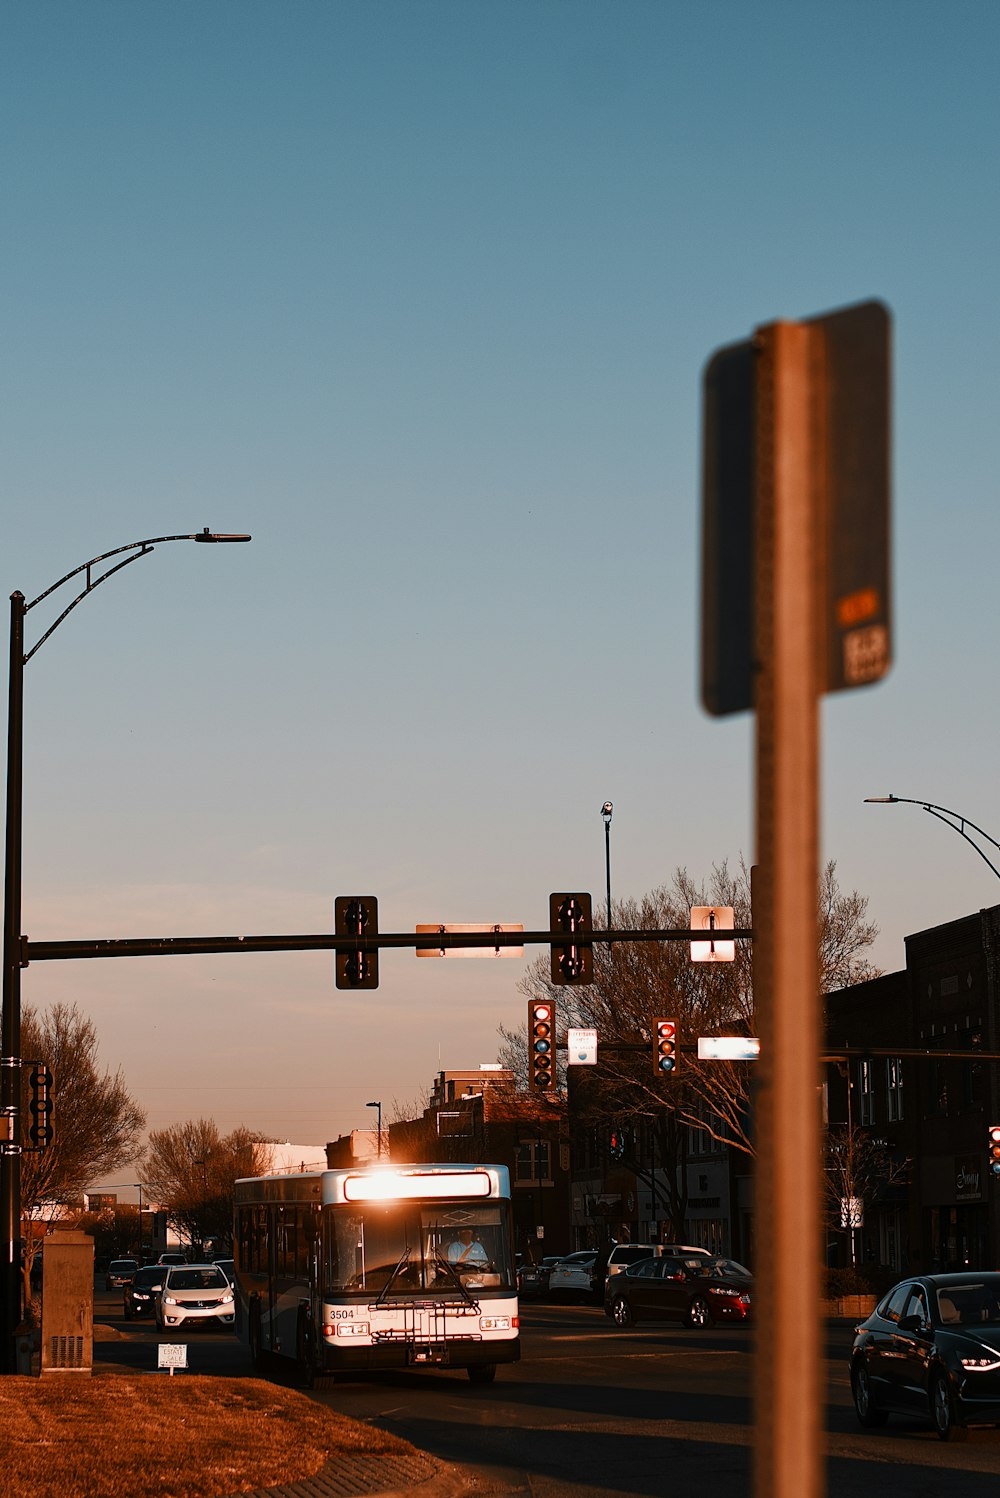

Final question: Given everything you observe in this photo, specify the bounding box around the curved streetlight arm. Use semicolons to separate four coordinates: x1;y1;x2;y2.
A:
21;529;251;664
864;795;1000;881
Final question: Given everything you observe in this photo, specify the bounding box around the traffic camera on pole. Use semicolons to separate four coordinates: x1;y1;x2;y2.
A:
549;893;593;985
528;1000;556;1092
989;1124;1000;1178
335;897;379;989
654;1019;678;1077
27;1064;54;1149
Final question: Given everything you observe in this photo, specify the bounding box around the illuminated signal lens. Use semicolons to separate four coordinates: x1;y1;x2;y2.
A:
989;1125;1000;1176
654;1019;678;1076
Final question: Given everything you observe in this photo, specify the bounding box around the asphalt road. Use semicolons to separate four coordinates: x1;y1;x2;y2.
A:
92;1286;1000;1496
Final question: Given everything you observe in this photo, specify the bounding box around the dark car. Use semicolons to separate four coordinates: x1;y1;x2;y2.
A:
519;1256;563;1298
104;1258;139;1291
605;1254;753;1328
850;1272;1000;1441
123;1264;167;1319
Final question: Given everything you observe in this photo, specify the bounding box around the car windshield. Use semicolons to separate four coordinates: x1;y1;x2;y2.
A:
698;1257;752;1279
133;1268;165;1288
935;1279;1000;1327
168;1268;227;1290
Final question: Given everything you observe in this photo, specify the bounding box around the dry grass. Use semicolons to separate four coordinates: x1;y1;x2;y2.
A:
0;1374;416;1498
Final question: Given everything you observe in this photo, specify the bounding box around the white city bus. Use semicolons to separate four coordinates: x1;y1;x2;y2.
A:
232;1162;520;1385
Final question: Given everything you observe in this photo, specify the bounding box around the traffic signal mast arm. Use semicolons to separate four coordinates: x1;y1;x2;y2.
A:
22;923;749;963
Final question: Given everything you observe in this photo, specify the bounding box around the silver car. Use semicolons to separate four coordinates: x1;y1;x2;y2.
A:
156;1263;235;1330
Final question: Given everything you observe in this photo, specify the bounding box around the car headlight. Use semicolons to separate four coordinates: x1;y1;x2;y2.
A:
221;1291;234;1304
163;1295;178;1305
960;1352;1000;1370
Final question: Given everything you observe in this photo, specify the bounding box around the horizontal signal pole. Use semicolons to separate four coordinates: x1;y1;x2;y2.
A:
21;927;751;964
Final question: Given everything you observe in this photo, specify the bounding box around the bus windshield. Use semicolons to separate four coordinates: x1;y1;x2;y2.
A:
324;1201;514;1296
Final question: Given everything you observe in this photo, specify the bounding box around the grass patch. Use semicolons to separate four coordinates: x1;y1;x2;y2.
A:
0;1374;416;1498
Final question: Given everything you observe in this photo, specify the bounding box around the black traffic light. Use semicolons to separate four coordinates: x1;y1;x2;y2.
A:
549;893;593;985
28;1063;54;1149
335;896;379;989
989;1124;1000;1179
654;1019;678;1077
528;1000;556;1092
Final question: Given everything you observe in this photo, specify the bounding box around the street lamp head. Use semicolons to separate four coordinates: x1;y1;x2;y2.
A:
193;528;252;543
366;1101;380;1109
601;801;613;822
863;795;898;804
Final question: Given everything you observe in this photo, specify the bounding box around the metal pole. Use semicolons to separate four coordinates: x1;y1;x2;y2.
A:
0;594;25;1372
753;321;823;1498
601;802;613;946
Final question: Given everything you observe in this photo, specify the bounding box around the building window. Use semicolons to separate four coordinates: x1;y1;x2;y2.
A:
859;1059;875;1126
515;1141;551;1183
886;1057;903;1122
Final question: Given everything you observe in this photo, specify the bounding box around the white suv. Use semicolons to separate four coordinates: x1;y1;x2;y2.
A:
156;1263;235;1330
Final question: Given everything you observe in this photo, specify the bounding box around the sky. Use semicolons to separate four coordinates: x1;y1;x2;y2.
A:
3;1;999;1176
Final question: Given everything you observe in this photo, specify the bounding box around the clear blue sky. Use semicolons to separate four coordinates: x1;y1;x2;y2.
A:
3;1;998;1154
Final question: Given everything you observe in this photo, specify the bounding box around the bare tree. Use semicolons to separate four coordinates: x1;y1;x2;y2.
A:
20;1002;146;1208
141;1120;270;1251
19;1001;146;1307
824;1125;910;1265
511;859;879;1233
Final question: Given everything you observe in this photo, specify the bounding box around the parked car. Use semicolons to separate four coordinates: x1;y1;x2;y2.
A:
518;1256;563;1298
605;1254;753;1328
592;1242;712;1301
212;1258;236;1284
104;1258;139;1291
123;1264;167;1319
850;1272;1000;1441
156;1263;236;1331
157;1252;188;1267
548;1252;598;1302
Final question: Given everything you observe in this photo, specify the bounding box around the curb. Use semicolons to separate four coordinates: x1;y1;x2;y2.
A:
232;1451;474;1498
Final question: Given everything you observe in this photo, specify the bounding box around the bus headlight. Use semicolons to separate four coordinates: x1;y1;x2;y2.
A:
479;1315;511;1331
332;1321;370;1338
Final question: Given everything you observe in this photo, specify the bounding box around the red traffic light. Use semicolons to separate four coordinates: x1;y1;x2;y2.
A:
989;1125;1000;1176
529;1001;556;1091
654;1019;678;1076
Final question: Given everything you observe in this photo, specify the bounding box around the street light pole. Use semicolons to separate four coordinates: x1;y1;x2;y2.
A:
367;1101;383;1159
601;802;613;935
864;795;1000;880
1;529;250;1372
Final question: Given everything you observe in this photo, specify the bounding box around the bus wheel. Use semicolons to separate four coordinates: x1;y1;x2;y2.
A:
467;1362;497;1385
296;1309;315;1388
249;1302;264;1375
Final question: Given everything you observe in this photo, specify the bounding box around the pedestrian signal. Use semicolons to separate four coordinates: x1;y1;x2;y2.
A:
528;1000;556;1092
654;1019;678;1077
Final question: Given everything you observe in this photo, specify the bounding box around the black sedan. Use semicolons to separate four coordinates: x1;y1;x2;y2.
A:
850;1272;1000;1440
123;1263;167;1319
605;1254;752;1328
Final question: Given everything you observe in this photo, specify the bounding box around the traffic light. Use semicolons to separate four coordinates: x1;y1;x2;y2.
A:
335;896;379;989
549;893;593;985
989;1124;1000;1178
528;1000;556;1092
28;1063;54;1149
654;1019;678;1077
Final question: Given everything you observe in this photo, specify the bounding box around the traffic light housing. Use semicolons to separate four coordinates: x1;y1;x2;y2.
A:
549;893;593;985
335;896;379;989
654;1019;678;1077
28;1063;54;1149
989;1124;1000;1178
528;1000;556;1092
